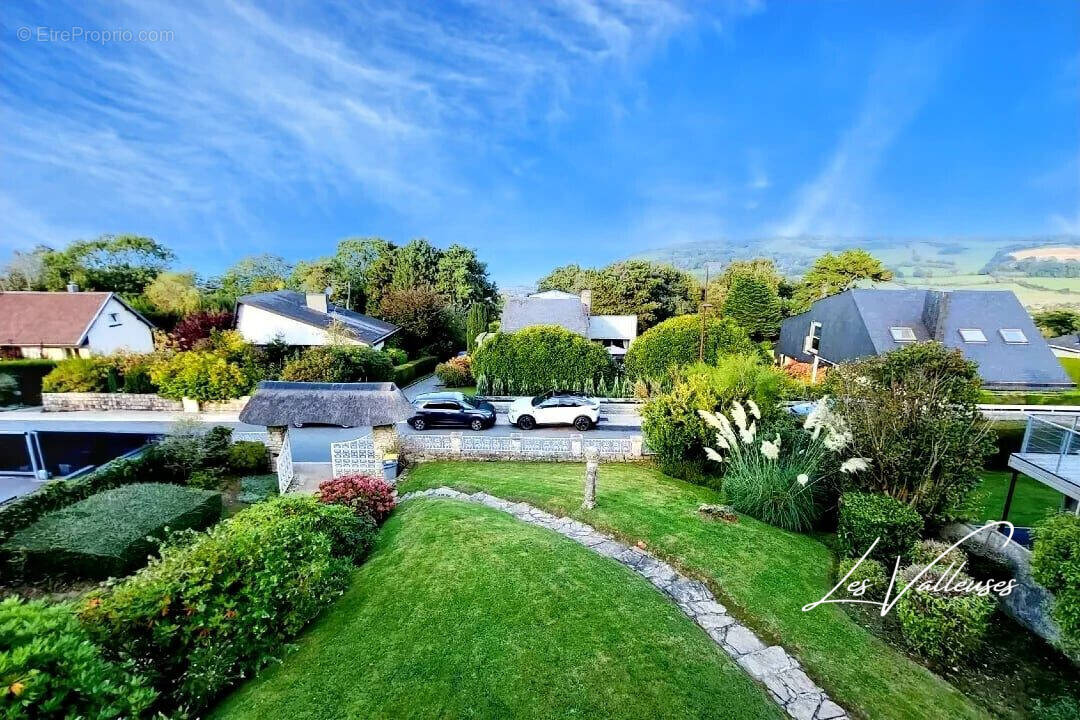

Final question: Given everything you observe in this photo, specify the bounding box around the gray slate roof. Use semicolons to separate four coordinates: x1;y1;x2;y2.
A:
239;381;414;427
500;295;589;335
1048;333;1080;352
238;290;398;345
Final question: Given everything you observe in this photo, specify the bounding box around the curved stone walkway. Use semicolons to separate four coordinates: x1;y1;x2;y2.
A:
401;487;849;720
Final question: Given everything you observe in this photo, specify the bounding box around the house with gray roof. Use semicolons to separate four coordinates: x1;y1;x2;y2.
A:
1047;332;1080;359
499;289;637;357
236;289;399;349
777;289;1074;390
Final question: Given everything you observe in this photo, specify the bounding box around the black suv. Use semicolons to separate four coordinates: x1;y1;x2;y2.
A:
408;392;496;431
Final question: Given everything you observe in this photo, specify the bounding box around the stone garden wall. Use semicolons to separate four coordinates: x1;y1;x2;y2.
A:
42;392;249;414
402;432;645;462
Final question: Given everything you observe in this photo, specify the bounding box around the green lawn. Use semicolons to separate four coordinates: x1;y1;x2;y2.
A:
1061;356;1080;385
399;462;989;720
968;470;1065;527
212;498;782;720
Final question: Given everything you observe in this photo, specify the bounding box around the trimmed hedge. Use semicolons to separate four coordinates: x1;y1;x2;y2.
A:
281;345;394;384
1031;512;1080;657
623;314;760;381
79;495;371;714
6;484;222;578
837;492;923;564
896;565;995;665
472;325;615;396
392;355;438;387
0;358;57;405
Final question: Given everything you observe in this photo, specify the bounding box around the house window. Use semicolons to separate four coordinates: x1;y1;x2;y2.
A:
958;328;987;343
889;326;916;343
107;312;121;327
999;329;1028;344
803;321;822;354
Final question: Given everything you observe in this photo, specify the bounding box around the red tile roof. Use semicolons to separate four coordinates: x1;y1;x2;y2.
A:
0;291;112;346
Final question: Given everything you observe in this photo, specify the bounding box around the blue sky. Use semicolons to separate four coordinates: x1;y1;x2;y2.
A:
1;0;1077;286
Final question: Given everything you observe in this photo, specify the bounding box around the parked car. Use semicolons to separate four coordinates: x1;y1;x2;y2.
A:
408;392;496;431
508;394;600;431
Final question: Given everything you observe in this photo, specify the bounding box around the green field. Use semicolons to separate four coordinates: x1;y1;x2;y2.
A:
968;470;1065;527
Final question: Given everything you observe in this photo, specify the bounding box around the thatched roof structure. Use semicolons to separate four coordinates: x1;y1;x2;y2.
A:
239;381;414;427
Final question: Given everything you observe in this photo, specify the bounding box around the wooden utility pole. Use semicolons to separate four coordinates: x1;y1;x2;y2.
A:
699;263;711;362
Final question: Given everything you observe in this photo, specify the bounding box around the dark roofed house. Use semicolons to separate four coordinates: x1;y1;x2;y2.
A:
236;289;399;349
777;289;1074;390
1048;333;1080;359
499;290;637;358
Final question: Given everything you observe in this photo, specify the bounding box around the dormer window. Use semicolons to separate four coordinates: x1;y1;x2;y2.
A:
803;321;822;354
889;326;916;343
999;329;1028;344
958;328;987;343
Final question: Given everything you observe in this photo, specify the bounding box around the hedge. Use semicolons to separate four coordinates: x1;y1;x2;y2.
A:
6;483;222;578
837;492;924;564
0;358;57;405
623;314;760;381
281;345;394;384
472;325;615;396
392;355;438;387
1031;512;1080;658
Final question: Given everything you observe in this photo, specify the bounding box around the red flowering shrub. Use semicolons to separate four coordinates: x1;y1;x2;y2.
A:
317;473;397;524
171;310;235;351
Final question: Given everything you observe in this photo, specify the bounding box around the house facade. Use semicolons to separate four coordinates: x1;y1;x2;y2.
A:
236;290;399;349
499;289;637;357
0;290;155;359
777;288;1073;390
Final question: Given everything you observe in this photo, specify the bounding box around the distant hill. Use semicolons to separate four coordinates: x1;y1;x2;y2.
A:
630;235;1080;309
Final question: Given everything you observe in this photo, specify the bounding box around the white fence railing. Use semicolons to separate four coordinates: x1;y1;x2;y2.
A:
1021;414;1080;477
330;436;379;478
277;431;294;494
403;432;643;460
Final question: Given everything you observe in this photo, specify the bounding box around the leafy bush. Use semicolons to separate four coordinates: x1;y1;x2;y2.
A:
5;484;222;578
281;345;393;383
1033;696;1080;720
910;539;967;571
0;358;57;405
837;492;923;564
1031;513;1080;657
150;351;253;402
435;355;473;387
641;356;789;479
836;557;888;601
383;347;408;365
0;373;17;404
472;325;616;396
79;495;368;714
187;469;224;490
392;355;438;387
378;287;456;356
825;342;994;524
41;357;110;393
623;314;759;381
317;473;397;524
236;474;278;504
228;441;269;474
0;597;157;719
896;564;995;665
169;310;235;351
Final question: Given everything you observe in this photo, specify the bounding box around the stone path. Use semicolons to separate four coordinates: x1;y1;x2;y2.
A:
400;487;849;720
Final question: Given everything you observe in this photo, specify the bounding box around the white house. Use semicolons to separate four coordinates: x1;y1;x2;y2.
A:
0;290;155;359
500;289;637;357
236;290;400;349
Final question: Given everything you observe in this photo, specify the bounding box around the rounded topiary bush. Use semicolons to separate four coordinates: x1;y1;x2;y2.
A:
837;492;923;564
836;556;889;601
896;565;995;666
435;356;473;388
624;314;759;381
228;441;269;474
317;473;397;524
472;325;615;396
1031;512;1080;658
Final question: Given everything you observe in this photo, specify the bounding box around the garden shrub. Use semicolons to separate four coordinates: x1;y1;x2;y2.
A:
236;474;278;504
0;373;17;405
0;597;157;719
318;473;397;524
472;325;616;396
825;342;994;525
41;357;110;393
383;347;408;365
0;358;57;405
837;492;923;564
281;345;393;383
150;351;253;402
836;556;888;601
392;355;438;387
435;355;473;387
228;441;269;474
623;314;760;381
5;483;222;579
79;495;368;714
169;310;235;351
1031;512;1080;657
896;564;995;666
187;468;224;490
910;539;967;572
1033;696;1080;720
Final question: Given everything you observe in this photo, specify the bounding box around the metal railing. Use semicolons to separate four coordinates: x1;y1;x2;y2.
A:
1021;414;1080;476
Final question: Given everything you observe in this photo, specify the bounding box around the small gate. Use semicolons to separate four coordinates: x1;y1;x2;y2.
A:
331;435;378;478
277;430;294;494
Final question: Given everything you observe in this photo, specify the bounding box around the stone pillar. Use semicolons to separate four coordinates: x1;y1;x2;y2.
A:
510;433;522;454
372;424;398;460
583;447;598;510
571;433;583;458
265;426;285;471
450;432;462;456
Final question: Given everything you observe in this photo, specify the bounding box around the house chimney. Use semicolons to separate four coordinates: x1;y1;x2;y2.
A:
66;282;79;293
305;291;328;314
580;289;592;313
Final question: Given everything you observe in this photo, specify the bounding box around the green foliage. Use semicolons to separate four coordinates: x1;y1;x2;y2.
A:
471;325;615;395
0;359;56;405
0;597;157;719
390;238;441;290
0;373;17;405
1031;513;1080;657
837;492;923;564
41;357;110;393
640;356;789;479
392;356;438;387
379;286;454;355
791;249;893;313
217;254;291;297
40;234;174;294
145;270;201;315
187;468;224;490
79;495;364;714
151;350;253;402
706;258;787;307
436;245;498;309
281;345;393;383
435;356;473;387
6;484;222;578
289;258;337;294
1033;309;1080;338
624;314;760;381
1033;696;1080;720
720;449;824;531
228;441;269;474
826;342;993;524
465;302;489;353
237;475;279;505
382;347;408;365
910;539;966;571
721;274;782;340
896;565;995;665
836;557;888;601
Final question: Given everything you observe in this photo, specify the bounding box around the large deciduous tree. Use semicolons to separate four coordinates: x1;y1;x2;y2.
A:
791;249;893;313
218;254;292;298
145;271;202;315
41;234;174;294
391;238;441;291
378;287;452;356
436;244;498;309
